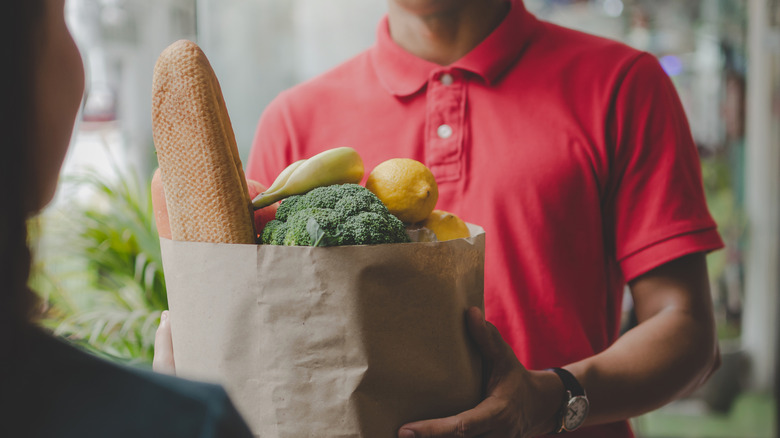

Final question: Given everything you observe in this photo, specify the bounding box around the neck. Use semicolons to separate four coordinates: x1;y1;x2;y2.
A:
387;0;510;65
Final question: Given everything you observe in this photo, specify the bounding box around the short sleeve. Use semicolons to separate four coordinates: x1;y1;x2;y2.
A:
246;92;297;187
607;53;723;281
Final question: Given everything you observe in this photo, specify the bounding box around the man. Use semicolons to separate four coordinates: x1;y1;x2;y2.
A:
245;0;724;436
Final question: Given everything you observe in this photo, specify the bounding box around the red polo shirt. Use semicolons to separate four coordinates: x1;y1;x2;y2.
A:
247;1;723;436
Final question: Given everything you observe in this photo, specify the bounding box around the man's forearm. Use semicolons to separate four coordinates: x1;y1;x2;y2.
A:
562;253;719;427
564;306;718;426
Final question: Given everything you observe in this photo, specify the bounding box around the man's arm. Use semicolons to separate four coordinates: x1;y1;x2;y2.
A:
398;252;719;437
568;252;719;425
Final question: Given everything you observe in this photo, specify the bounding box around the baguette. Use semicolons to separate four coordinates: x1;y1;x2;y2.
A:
151;40;255;244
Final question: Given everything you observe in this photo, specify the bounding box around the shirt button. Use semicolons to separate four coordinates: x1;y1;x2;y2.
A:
440;73;454;86
437;124;453;139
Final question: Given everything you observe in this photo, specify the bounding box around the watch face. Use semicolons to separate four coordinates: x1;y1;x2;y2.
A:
564;396;589;431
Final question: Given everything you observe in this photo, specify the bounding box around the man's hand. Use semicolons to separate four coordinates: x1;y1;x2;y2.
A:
153;310;176;375
397;307;563;438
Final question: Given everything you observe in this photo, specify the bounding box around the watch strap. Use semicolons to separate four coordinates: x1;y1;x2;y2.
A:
549;367;585;397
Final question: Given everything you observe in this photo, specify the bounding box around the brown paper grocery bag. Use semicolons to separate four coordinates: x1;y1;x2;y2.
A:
160;224;485;437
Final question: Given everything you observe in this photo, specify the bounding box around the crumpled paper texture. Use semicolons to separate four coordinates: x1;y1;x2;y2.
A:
161;225;485;437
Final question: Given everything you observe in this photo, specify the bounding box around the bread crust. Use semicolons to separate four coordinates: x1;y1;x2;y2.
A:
152;40;256;244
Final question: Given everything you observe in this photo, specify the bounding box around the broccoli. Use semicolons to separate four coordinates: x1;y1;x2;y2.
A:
260;219;288;245
261;183;411;246
338;211;409;245
334;190;389;217
274;195;305;222
276;184;385;218
282;208;343;246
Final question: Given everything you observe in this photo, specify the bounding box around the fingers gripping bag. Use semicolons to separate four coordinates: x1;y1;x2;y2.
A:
152;40;485;438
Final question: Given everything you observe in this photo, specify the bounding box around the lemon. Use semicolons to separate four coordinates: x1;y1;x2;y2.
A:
365;158;438;223
421;210;470;241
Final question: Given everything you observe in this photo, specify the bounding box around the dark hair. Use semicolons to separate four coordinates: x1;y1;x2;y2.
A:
0;1;46;346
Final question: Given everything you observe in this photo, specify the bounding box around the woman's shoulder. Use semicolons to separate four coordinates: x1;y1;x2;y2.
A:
1;328;253;438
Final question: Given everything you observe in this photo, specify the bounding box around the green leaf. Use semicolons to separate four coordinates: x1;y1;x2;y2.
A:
306;217;337;247
31;162;167;365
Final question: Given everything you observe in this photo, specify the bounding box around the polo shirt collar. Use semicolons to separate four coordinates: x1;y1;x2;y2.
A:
370;0;539;97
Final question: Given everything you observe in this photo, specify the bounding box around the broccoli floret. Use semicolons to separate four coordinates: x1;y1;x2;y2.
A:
283;208;344;246
275;184;361;221
386;214;411;243
334;188;389;217
263;184;410;247
274;196;305;222
338;212;411;245
260;219;288;245
305;185;353;209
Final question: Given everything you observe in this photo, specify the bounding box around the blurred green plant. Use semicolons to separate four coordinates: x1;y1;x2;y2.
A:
700;148;746;341
29;165;165;365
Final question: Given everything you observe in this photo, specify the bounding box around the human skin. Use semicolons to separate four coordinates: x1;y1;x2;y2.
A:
30;0;85;213
154;310;176;375
385;1;720;436
153;253;717;436
397;254;717;437
386;0;510;65
153;1;720;436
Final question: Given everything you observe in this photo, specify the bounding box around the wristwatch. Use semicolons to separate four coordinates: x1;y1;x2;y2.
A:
549;367;589;433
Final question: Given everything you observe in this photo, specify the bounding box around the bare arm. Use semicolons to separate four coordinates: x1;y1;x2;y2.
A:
399;252;719;437
567;252;719;426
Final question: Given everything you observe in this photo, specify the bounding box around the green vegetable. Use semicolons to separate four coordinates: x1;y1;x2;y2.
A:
260;219;288;245
282;208;342;246
261;183;411;246
338;211;409;245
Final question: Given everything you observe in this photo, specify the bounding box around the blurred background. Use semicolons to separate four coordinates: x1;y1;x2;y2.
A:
32;0;778;436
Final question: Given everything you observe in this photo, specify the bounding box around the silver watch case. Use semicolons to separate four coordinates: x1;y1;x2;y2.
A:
561;392;589;432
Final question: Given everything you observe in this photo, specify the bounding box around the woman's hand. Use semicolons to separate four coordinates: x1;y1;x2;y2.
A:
153;310;176;375
397;307;564;438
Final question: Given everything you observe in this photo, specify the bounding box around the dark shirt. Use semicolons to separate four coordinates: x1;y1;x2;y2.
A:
0;327;253;438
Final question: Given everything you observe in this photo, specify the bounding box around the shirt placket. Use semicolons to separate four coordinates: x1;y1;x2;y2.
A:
425;69;467;183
